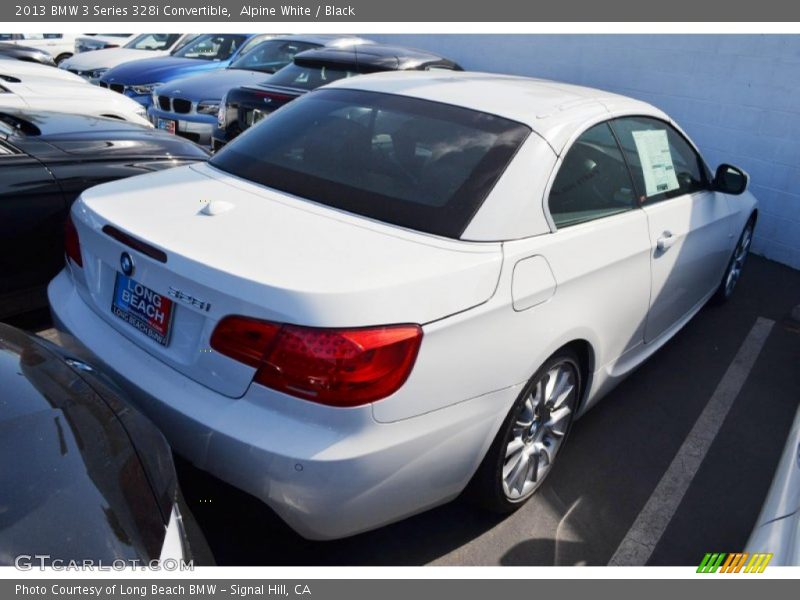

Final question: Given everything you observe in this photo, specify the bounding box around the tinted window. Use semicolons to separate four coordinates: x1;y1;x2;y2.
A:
174;34;248;61
211;88;530;238
265;63;359;91
229;40;320;74
610;116;710;203
548;122;637;228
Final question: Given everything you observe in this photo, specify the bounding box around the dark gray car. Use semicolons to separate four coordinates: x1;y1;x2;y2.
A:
0;324;212;565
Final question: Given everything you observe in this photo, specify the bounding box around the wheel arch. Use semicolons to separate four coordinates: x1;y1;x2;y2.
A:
553;338;595;413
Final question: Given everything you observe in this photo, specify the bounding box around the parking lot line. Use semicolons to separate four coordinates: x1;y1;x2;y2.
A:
608;316;775;566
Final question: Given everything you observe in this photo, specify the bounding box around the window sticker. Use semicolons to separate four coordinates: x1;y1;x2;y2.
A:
631;129;680;197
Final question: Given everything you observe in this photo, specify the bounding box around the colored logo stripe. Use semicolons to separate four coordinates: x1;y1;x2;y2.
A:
697;552;772;573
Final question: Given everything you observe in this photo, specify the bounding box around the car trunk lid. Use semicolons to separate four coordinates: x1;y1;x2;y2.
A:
71;162;502;398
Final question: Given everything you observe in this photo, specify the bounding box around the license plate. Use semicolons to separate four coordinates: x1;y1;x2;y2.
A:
111;273;174;346
157;118;176;135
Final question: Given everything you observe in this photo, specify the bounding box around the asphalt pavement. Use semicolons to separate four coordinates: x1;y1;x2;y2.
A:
9;255;800;566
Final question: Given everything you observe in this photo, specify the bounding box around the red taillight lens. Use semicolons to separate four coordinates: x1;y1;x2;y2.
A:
64;213;83;267
210;316;423;407
210;317;281;367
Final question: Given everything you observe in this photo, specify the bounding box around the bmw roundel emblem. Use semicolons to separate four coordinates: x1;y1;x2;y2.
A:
120;252;135;277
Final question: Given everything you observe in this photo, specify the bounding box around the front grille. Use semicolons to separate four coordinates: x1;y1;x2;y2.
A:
109;83;124;94
98;81;108;88
158;95;171;111
172;98;192;114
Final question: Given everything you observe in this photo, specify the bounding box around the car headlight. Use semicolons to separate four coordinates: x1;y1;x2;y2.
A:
197;100;220;116
89;68;108;80
217;93;228;127
130;83;162;95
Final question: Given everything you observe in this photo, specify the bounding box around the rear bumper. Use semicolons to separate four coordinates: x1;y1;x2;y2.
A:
48;268;516;539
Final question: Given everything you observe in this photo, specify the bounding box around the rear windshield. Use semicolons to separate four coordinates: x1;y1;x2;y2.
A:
210;88;530;238
264;63;359;91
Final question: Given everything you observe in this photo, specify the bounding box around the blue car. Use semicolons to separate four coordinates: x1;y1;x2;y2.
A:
98;33;263;108
146;35;372;146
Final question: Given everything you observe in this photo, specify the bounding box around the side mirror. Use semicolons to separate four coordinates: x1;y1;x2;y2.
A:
714;164;749;195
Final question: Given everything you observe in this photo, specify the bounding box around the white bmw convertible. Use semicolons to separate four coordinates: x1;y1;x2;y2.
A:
49;71;757;539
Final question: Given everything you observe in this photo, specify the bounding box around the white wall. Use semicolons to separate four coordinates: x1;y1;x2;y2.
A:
371;34;800;269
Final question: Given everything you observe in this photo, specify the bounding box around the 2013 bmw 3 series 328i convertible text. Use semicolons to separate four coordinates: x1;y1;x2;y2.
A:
48;71;758;540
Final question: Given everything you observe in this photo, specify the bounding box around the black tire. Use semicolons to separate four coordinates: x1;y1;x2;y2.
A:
468;349;582;513
711;217;755;305
55;53;72;65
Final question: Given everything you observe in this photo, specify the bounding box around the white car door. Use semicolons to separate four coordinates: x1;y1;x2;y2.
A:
610;116;735;343
523;121;653;362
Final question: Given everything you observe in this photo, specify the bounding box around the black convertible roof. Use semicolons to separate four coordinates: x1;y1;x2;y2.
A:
292;44;463;73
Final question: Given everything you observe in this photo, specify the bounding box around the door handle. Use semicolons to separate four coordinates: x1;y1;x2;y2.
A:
657;232;676;251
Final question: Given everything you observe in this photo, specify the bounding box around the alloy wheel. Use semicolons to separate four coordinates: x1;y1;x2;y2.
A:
724;225;753;297
502;360;578;501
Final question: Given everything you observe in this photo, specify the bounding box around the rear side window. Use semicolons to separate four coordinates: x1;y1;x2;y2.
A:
548;122;637;228
610;116;710;203
210;88;530;238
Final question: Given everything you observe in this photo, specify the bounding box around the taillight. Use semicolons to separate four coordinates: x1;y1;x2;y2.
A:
64;213;83;267
210;316;422;407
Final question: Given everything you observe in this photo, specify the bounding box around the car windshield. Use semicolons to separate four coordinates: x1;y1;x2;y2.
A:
210;89;530;238
229;39;320;74
124;34;181;51
173;34;248;61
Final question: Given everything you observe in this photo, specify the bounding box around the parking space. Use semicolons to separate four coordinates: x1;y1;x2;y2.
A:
10;254;798;566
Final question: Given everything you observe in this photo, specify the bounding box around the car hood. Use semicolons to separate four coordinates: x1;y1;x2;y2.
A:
0;325;167;563
157;68;272;100
8;77;125;101
1;79;150;126
102;56;229;85
14;126;209;163
62;48;169;71
0;61;86;84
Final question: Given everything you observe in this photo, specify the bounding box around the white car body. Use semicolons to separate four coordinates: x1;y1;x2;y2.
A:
60;34;196;82
747;403;800;565
0;57;87;84
0;71;150;126
49;71;758;540
0;33;79;63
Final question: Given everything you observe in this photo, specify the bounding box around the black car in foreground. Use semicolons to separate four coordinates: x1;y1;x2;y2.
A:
0;324;212;565
0;43;56;66
0;110;209;319
212;44;462;150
